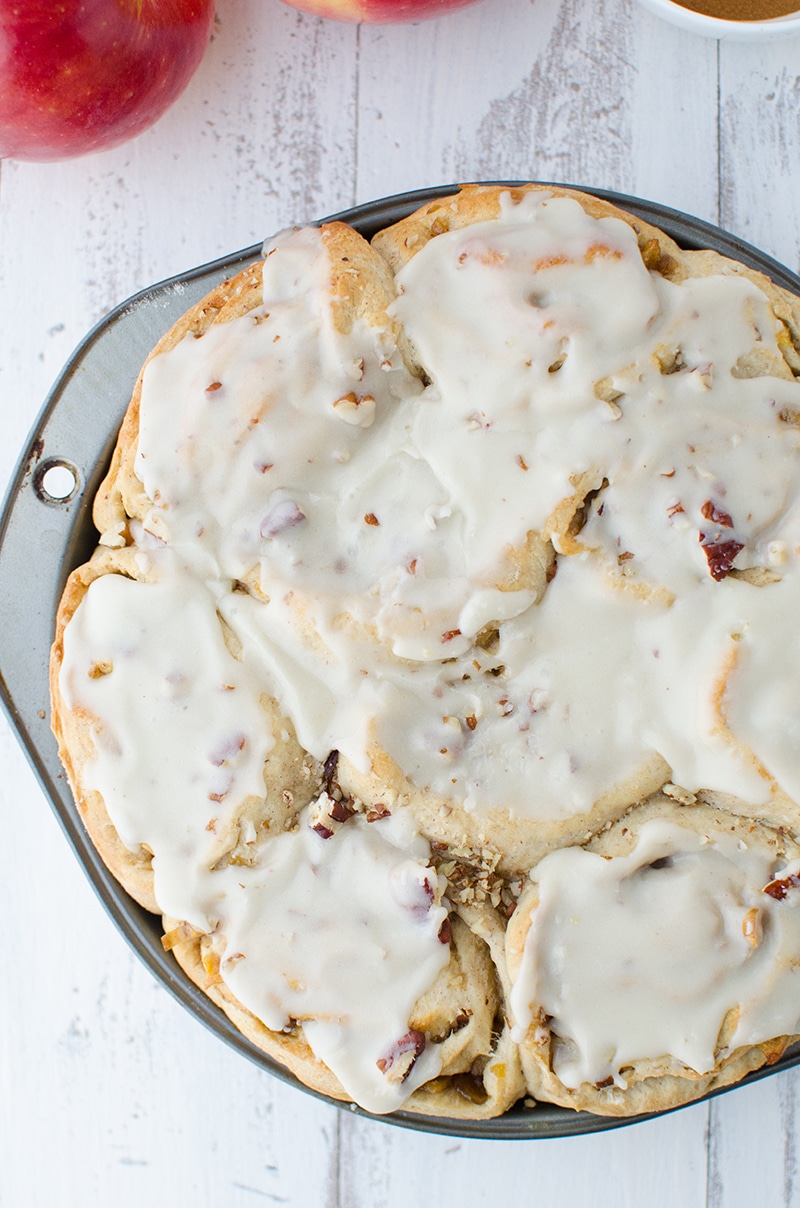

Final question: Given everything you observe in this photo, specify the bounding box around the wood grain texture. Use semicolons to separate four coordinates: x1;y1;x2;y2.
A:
337;1102;709;1207
719;38;800;268
707;1079;800;1208
2;0;800;1203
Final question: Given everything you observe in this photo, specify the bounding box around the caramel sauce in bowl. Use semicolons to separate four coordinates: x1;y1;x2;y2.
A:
633;0;800;38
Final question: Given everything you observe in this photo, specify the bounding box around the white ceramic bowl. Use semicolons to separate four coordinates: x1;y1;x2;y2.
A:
634;0;800;38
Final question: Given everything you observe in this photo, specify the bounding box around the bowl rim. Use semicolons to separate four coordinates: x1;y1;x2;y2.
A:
632;0;800;39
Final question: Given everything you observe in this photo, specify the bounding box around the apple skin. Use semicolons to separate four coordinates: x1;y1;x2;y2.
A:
0;0;215;162
278;0;481;21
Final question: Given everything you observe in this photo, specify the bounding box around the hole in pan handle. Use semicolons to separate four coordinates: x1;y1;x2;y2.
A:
33;457;81;506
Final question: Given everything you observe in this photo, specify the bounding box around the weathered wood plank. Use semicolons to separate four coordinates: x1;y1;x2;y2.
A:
719;37;800;269
337;1100;710;1208
627;3;720;218
355;0;718;211
707;1074;800;1208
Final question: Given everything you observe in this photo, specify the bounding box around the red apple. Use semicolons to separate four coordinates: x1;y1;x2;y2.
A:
278;0;481;21
0;0;215;162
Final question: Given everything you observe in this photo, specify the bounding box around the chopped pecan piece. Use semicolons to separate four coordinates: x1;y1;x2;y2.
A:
701;537;744;582
700;500;734;528
209;733;246;766
656;346;686;375
322;749;339;794
329;798;355;824
698;498;742;580
308;785;355;839
311;821;335;840
332;391;376;427
376;1030;426;1083
763;871;800;900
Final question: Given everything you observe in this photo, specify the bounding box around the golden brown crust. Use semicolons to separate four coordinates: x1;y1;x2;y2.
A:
371;183;685;280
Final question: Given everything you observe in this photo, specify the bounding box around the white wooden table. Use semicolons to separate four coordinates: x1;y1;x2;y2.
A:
2;0;800;1203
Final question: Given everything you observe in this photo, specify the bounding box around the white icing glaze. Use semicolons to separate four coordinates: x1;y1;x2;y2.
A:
508;819;800;1089
59;559;274;930
213;804;448;1114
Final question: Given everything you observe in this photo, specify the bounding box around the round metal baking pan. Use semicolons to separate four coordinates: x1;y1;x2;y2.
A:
2;182;800;1140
